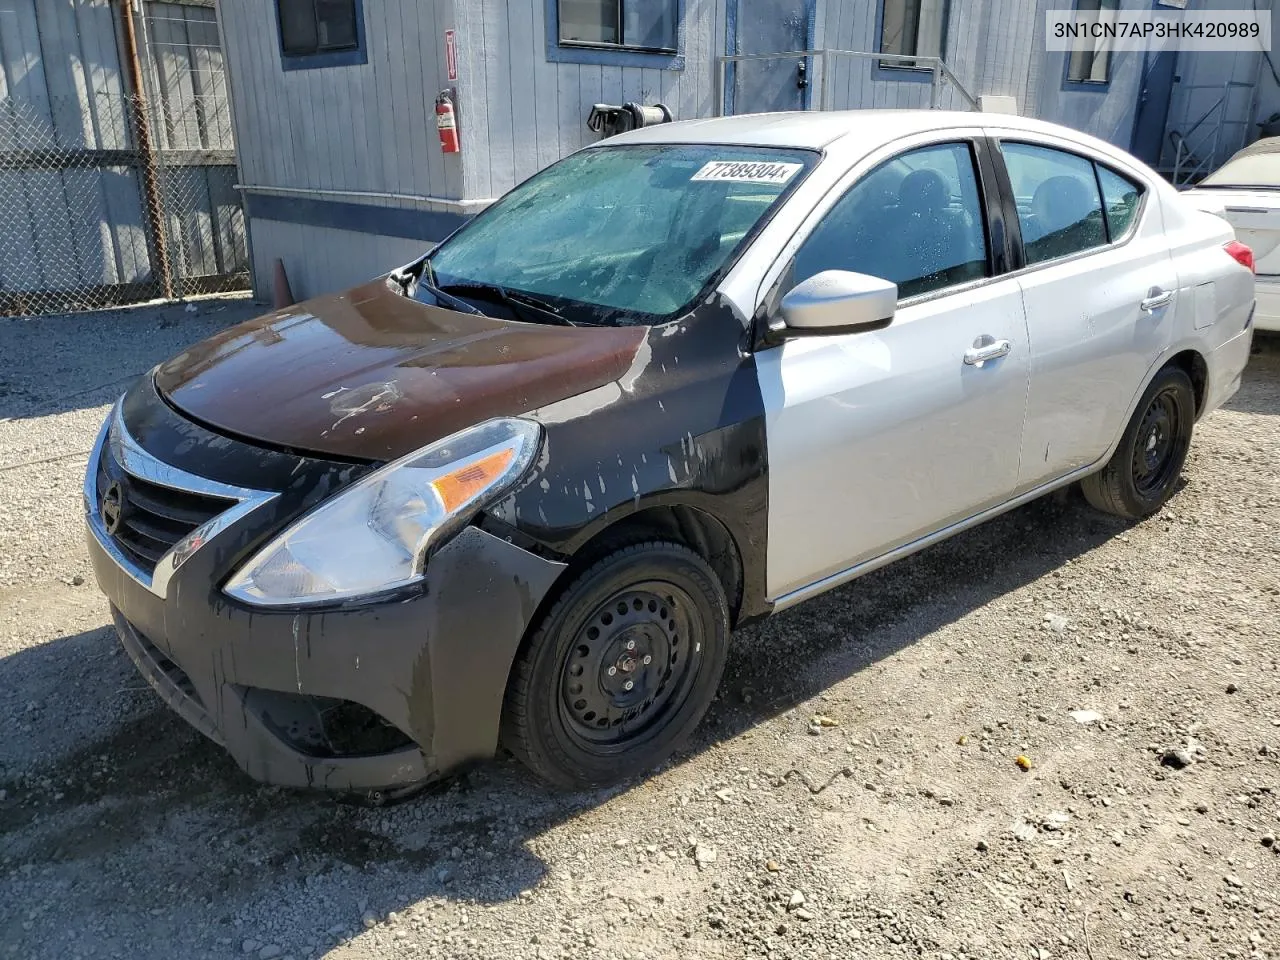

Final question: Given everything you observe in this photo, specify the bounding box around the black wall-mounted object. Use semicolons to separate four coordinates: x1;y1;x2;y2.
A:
586;102;674;137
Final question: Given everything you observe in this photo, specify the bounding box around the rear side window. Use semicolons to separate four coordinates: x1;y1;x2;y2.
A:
790;142;989;300
1097;165;1144;240
1002;143;1106;265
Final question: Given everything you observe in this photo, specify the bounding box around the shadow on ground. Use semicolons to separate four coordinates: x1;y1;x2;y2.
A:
0;488;1129;943
1225;332;1279;416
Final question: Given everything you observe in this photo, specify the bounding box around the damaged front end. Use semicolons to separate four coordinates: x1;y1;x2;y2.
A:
87;376;565;794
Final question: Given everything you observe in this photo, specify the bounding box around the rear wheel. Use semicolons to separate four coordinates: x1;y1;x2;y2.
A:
500;541;729;789
1081;366;1195;520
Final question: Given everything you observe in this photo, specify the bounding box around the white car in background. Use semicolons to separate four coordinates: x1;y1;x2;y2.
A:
1183;137;1279;331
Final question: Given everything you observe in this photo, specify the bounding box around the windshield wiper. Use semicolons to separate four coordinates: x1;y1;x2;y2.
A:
391;257;487;316
437;281;577;326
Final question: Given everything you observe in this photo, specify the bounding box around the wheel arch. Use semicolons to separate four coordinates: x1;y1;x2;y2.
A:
554;499;748;628
1099;342;1209;468
1166;347;1209;418
495;497;752;725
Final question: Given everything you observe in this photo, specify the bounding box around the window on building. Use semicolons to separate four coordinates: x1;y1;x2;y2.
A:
879;0;949;69
558;0;678;52
1001;142;1107;265
788;142;988;300
277;0;359;58
1066;0;1118;84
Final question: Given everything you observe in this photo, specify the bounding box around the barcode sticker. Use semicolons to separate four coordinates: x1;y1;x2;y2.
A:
691;160;803;184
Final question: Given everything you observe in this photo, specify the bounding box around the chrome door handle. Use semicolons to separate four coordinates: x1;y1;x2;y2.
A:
963;338;1011;365
1140;288;1174;312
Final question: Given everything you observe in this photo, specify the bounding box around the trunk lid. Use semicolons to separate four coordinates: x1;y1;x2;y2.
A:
154;281;648;461
1182;188;1280;276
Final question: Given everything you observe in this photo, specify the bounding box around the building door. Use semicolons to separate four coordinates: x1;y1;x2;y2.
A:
1131;50;1177;167
727;0;811;114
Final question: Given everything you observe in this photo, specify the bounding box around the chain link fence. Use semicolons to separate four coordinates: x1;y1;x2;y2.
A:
0;2;248;317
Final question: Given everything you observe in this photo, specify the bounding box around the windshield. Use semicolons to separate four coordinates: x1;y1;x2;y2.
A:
1199;151;1280;190
426;144;816;324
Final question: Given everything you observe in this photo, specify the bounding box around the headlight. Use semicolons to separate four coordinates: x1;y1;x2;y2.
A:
224;418;540;606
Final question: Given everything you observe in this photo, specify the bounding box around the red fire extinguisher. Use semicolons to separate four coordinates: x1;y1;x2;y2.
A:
436;91;460;154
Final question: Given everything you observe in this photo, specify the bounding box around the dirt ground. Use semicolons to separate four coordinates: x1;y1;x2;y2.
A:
1;301;1277;960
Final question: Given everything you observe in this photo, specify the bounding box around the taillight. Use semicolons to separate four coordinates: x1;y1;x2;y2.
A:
1225;240;1255;273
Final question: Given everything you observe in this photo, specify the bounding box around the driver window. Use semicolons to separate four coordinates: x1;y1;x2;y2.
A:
789;142;990;300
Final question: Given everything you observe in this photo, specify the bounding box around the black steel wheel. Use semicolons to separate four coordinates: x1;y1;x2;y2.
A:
501;541;729;789
1130;386;1182;499
1082;365;1195;520
558;580;704;746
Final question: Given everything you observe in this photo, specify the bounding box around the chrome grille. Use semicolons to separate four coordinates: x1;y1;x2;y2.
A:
96;440;235;574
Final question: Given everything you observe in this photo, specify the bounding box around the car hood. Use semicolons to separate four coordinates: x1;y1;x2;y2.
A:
154;280;649;461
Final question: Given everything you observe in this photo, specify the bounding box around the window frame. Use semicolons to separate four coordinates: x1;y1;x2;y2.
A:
1062;0;1118;90
547;0;685;69
991;137;1150;276
875;0;951;78
276;0;368;72
754;135;1012;333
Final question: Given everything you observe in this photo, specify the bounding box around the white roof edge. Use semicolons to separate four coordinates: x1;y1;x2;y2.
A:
589;109;1076;151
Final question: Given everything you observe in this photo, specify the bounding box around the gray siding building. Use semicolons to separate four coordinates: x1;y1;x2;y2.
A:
215;0;1279;300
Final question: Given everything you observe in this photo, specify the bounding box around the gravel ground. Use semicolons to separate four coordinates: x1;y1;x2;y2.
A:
1;303;1277;960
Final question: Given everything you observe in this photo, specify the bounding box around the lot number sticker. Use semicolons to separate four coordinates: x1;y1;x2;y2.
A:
691;160;803;184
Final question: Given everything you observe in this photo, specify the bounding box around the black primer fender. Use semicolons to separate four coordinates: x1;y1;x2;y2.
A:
487;296;772;622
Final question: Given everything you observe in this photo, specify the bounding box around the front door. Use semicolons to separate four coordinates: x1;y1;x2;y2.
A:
755;140;1030;600
728;0;810;114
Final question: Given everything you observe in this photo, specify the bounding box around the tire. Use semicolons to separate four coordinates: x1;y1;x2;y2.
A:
1081;365;1195;520
500;541;730;790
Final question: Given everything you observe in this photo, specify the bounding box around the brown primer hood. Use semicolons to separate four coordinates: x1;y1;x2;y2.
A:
155;281;648;461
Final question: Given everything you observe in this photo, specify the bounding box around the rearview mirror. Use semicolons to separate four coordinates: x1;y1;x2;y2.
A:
775;270;897;335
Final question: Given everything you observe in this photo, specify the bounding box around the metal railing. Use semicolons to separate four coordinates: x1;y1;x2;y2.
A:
1169;80;1255;188
715;49;980;116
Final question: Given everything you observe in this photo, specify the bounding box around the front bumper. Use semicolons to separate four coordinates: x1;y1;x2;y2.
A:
87;402;565;793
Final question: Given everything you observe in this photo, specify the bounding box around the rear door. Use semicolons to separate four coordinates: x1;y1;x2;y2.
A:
994;136;1178;492
755;134;1030;601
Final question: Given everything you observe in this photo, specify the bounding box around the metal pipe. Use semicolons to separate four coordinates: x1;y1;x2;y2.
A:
117;0;174;300
233;183;496;212
819;50;831;111
937;60;980;110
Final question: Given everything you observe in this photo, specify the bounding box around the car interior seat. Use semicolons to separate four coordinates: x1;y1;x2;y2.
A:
1028;175;1104;260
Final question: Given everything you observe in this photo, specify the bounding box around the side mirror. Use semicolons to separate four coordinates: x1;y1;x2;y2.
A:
774;270;897;336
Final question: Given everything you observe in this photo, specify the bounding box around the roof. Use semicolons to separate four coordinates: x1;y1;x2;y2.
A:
1225;136;1280;160
602;109;1079;151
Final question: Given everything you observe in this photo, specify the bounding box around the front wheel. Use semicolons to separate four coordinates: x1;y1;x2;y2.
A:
500;541;729;789
1081;365;1195;520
